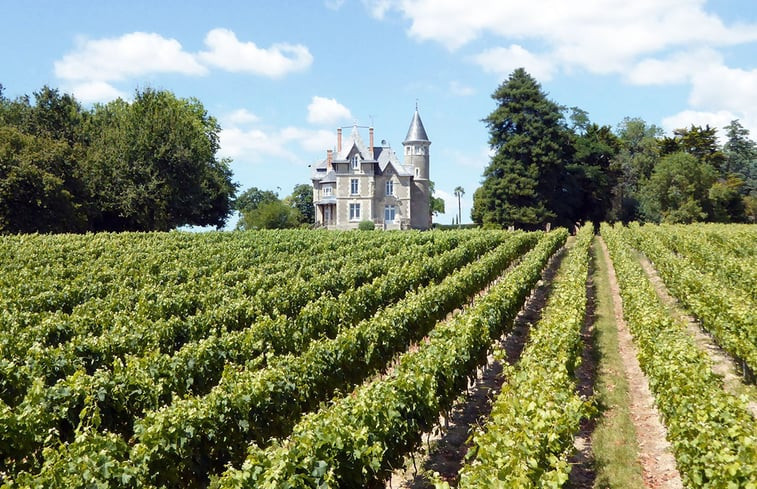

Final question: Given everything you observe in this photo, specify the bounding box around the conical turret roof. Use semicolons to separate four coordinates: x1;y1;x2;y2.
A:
403;109;429;143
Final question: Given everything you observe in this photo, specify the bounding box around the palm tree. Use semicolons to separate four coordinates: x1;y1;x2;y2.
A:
454;186;465;228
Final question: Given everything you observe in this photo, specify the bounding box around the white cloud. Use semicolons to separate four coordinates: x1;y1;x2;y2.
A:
307;96;353;125
281;127;335;152
448;81;474;96
54;32;207;83
219;123;332;163
362;0;394;19
661;109;740;135
54;29;314;103
369;1;757;79
224;108;260;126
628;48;723;85
68;81;127;104
688;64;757;113
473;45;556;81
657;62;757;137
198;28;313;77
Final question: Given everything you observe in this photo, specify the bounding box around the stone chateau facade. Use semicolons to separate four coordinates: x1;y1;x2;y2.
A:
311;109;431;230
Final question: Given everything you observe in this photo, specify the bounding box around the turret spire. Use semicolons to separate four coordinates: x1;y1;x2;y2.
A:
404;108;429;143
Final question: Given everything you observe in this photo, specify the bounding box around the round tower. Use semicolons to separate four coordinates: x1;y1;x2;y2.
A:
403;108;431;229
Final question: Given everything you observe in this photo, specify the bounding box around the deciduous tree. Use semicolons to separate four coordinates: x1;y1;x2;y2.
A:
639;152;716;223
83;89;236;231
289;183;314;224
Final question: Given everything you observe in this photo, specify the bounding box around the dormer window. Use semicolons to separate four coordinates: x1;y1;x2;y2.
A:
351;154;360;170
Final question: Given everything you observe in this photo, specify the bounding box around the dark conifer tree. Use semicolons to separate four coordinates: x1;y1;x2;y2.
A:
472;68;572;229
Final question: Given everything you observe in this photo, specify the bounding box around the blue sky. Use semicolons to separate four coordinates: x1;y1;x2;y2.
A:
3;1;757;225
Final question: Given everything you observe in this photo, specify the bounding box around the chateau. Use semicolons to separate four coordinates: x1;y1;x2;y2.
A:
311;109;431;230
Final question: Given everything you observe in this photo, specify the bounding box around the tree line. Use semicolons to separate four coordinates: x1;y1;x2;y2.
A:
472;69;757;229
0;84;236;233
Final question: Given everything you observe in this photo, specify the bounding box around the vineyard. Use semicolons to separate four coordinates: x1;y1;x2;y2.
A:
0;224;755;488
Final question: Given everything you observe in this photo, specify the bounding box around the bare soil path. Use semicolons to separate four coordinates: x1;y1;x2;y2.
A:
636;254;757;418
597;237;683;489
566;246;598;488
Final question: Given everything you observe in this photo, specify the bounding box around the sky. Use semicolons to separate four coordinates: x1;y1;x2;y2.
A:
2;0;757;226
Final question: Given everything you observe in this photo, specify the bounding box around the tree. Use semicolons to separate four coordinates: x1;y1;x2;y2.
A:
0;87;92;233
472;68;572;229
567;106;590;135
83;88;236;231
238;200;301;230
288;184;314;224
454;186;465;228
610;117;662;221
709;175;747;223
429;181;445;218
639;152;716;223
569;124;621;223
235;187;279;216
0;127;87;233
661;125;726;174
723;120;757;195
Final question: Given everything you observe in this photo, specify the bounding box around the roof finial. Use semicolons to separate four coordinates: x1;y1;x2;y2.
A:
415;98;419;111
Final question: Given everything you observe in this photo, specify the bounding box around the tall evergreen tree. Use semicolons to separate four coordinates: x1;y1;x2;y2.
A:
569;123;621;223
723;119;757;195
472;68;571;229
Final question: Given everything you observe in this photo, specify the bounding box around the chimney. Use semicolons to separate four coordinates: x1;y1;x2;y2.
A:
327;149;333;170
337;128;342;153
369;127;374;159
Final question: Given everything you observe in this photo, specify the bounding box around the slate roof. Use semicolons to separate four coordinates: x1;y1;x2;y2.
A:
403;109;429;143
319;169;337;184
376;146;412;176
337;125;370;160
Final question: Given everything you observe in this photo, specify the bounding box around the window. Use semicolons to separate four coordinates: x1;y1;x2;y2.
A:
415;167;420;177
350;178;359;195
349;203;361;221
384;205;396;222
405;146;410;155
323;185;332;196
351;154;360;170
385;179;393;196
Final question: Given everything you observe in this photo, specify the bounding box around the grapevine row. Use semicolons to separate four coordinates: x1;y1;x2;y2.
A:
648;224;756;300
1;232;463;407
211;230;567;489
1;233;504;477
601;223;757;488
11;232;543;488
455;223;594;488
626;223;757;375
0;232;502;475
2;231;435;360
